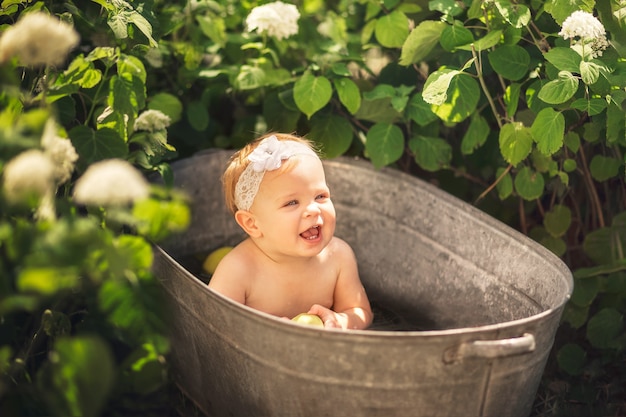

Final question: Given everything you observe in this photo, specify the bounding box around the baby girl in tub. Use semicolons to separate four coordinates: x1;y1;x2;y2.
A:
208;133;373;330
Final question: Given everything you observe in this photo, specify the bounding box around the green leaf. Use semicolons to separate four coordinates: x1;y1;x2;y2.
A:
557;343;586;376
574;260;626;280
530;148;553;173
571;277;600;308
580;61;603;85
544;47;581;73
458;30;503;52
546;0;595;24
586;308;624;349
607;101;625;144
294;72;333;119
399;21;446;65
544;205;572;238
409;135;452;172
186;101;209;132
514;166;544;200
440;21;474;51
354;96;402;123
120;343;168;395
495;167;513;200
589;155;621;181
118;54;147;84
499;122;533;166
429;0;464;16
422;69;460;106
42;336;114;417
582;212;626;265
488;45;530;81
461;113;489;155
17;267;80;296
108;13;129;40
128;10;158;47
365;123;404;168
562;303;589;329
148;93;183;124
133;198;190;242
430;73;480;123
563;158;577;172
540;235;567;257
375;10;409;48
263;92;300;133
564;131;581;152
263;68;292;87
407;94;438;126
308;114;354;158
537;71;579;104
531;108;564;156
115;235;153;271
495;0;531;28
333;78;361;114
69;126;128;168
196;15;227;46
504;83;521;117
526;79;549;114
363;84;397;100
571;98;607;116
235;65;265;90
109;72;145;115
361;19;377;44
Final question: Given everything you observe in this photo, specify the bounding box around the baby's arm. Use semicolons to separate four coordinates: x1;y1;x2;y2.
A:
309;239;373;330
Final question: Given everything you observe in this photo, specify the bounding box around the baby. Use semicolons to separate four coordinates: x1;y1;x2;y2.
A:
208;133;373;330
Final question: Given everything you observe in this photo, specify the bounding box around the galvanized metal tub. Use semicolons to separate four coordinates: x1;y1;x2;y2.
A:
153;150;573;417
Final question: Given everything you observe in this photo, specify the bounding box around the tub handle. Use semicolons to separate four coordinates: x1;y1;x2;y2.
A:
443;333;536;364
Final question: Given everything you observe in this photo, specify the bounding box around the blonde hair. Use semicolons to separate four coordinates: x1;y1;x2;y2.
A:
222;133;318;214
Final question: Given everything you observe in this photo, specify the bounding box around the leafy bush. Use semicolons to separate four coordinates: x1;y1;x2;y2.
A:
0;2;189;416
1;0;625;415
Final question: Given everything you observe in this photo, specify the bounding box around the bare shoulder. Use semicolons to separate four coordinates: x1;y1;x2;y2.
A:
325;236;357;261
208;240;256;293
329;236;355;252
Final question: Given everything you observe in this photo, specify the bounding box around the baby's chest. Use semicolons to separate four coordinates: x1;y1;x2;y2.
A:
248;271;336;316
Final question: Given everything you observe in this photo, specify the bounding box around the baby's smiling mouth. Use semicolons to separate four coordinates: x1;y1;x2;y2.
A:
300;226;320;240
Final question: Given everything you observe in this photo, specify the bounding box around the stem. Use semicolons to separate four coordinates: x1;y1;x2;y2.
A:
528;21;550;53
84;65;111;125
475;164;512;204
578;144;605;228
519;197;527;235
471;45;502;129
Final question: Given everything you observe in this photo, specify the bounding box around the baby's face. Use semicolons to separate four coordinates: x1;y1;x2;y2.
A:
250;155;336;257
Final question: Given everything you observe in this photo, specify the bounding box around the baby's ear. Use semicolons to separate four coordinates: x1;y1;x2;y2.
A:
235;210;262;238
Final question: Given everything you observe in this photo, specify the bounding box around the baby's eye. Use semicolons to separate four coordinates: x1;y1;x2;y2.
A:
316;193;329;201
284;200;298;207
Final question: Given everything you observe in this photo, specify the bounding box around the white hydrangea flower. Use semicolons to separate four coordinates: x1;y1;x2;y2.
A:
558;11;608;58
73;159;150;207
0;12;80;67
2;150;55;204
41;121;79;185
246;1;300;40
134;109;171;132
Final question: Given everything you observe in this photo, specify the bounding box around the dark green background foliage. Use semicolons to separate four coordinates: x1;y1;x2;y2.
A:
1;0;625;415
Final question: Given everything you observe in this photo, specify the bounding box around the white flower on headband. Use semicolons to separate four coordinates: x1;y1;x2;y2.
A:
248;135;293;172
234;136;317;211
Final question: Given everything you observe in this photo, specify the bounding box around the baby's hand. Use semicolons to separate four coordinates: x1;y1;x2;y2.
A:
307;304;343;329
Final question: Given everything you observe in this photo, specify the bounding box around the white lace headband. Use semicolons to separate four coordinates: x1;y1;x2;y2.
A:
234;135;318;211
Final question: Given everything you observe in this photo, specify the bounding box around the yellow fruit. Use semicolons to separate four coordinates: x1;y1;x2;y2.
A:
202;246;233;274
291;313;324;328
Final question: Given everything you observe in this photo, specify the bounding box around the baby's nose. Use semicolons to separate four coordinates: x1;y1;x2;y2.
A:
304;202;322;216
